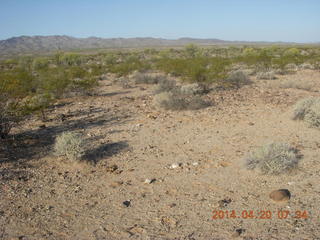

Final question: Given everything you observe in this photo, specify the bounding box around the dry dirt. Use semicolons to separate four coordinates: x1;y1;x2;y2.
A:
1;70;320;240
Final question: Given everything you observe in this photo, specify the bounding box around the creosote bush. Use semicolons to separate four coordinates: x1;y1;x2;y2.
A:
54;131;85;161
244;142;299;174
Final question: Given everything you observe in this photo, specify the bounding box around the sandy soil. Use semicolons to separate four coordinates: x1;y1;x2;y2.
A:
1;70;320;240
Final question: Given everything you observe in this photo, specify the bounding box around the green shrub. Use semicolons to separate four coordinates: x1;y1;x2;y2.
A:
184;44;201;58
58;53;85;66
284;48;300;57
109;55;150;76
54;131;85;161
242;47;259;57
32;57;50;70
244;142;299;174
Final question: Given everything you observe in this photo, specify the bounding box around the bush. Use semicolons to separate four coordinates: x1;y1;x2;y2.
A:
154;78;177;94
180;83;209;95
32;57;50;70
134;73;165;84
292;97;320;128
224;70;251;88
58;53;85;66
154;91;210;111
279;79;313;91
285;63;298;71
256;71;276;80
0;103;15;139
299;63;314;70
304;103;320;128
292;97;319;119
244;142;299;174
54;131;85;161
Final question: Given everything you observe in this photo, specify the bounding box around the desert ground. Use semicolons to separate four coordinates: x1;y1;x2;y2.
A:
1;69;320;240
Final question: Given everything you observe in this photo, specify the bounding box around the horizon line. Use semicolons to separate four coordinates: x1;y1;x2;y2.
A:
1;34;319;44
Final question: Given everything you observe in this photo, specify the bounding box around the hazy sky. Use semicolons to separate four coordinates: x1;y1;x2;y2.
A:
0;0;319;42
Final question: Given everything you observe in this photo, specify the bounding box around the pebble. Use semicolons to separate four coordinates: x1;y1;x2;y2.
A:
123;200;131;207
144;178;156;184
232;228;245;238
169;163;180;169
269;189;291;202
218;198;232;207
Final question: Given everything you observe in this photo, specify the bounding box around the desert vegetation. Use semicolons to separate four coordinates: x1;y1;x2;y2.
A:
292;97;320;128
2;45;319;138
54;131;85;161
1;44;320;239
244;142;300;174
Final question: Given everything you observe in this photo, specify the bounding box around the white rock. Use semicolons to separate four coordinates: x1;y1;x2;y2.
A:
144;179;153;184
169;163;180;169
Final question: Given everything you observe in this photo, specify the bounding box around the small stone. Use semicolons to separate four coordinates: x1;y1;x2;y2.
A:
192;162;199;166
106;165;119;173
169;203;177;208
123;200;131;207
218;198;232;207
232;228;245;237
169;163;180;169
144;178;156;184
161;216;177;229
269;189;291;202
110;181;124;188
219;161;231;167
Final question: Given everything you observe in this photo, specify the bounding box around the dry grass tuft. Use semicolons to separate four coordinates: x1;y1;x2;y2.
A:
257;71;276;80
244;142;300;175
134;73;166;84
225;70;252;88
154;91;210;111
292;97;320;128
279;79;314;91
54;131;85;161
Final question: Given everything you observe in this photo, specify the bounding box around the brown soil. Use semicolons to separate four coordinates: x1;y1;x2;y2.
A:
1;70;320;240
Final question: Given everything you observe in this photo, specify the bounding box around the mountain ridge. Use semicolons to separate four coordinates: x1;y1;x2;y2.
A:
0;35;304;57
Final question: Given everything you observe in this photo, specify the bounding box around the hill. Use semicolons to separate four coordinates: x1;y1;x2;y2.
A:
0;35;295;57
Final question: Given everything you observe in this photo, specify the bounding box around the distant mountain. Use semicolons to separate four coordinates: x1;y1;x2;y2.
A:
0;35;297;57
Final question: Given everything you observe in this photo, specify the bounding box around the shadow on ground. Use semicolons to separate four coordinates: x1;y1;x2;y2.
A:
83;141;129;165
0;107;132;167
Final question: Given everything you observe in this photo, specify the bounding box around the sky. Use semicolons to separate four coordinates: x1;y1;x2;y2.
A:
0;0;319;43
